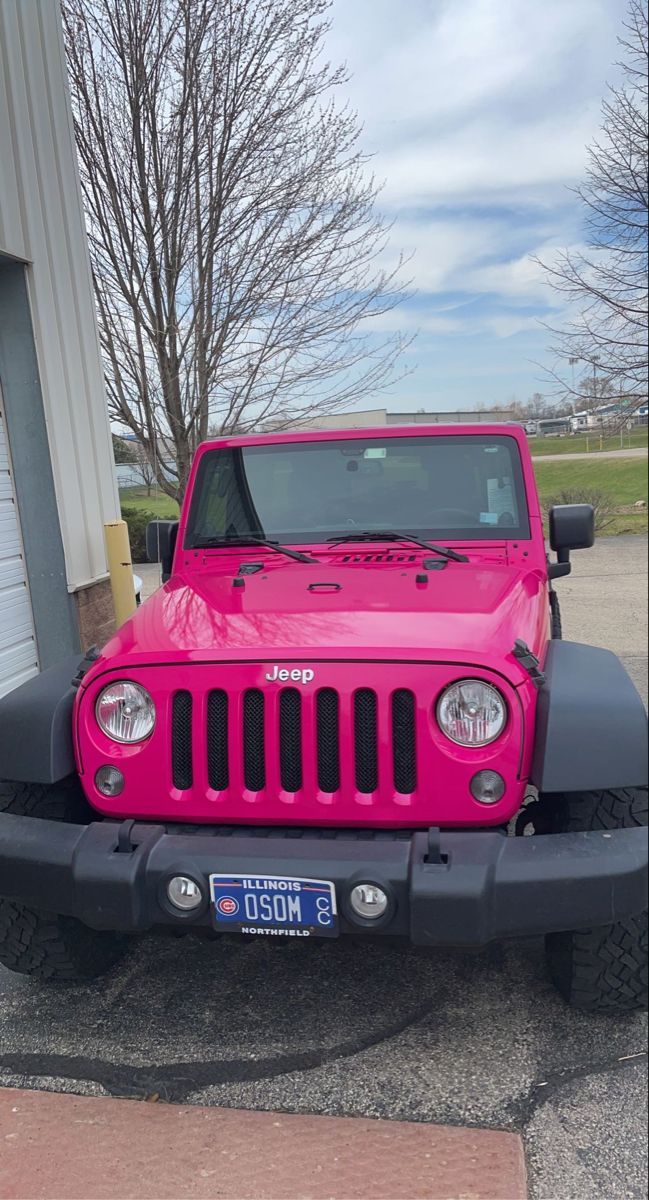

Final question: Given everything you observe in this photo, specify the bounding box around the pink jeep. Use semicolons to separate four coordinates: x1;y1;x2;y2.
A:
1;424;647;1010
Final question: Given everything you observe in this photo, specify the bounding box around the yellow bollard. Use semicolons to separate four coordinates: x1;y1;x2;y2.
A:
104;520;137;627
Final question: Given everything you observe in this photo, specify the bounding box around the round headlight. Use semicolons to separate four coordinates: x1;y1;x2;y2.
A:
437;679;507;746
96;681;155;743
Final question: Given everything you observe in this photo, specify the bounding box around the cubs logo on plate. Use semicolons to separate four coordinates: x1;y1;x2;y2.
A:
216;895;240;917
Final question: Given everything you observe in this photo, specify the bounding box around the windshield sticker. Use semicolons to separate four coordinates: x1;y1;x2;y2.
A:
487;477;515;520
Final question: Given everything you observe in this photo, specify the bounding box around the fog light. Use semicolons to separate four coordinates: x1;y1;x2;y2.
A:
95;765;125;797
349;883;389;920
470;770;506;804
167;876;203;912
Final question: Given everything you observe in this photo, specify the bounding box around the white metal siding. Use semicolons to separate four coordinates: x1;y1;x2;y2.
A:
0;0;119;592
0;404;39;699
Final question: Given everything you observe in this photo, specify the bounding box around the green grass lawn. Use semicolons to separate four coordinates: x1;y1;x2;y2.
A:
534;457;648;506
596;512;648;535
528;427;648;456
534;457;648;536
120;487;179;518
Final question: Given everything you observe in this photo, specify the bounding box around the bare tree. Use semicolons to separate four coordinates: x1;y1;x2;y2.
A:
131;444;158;497
540;0;648;407
62;0;412;501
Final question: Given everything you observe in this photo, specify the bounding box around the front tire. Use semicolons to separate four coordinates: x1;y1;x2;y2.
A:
0;778;131;982
544;788;647;1012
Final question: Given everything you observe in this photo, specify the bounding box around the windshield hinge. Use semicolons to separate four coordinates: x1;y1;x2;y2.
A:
512;639;546;688
71;645;100;689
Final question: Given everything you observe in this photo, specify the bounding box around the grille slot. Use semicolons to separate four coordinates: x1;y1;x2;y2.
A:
279;688;303;792
392;689;416;793
171;691;193;790
243;689;265;791
354;689;378;792
316;689;340;792
207;690;229;790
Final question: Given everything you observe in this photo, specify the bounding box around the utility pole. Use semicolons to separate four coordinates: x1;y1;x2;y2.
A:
591;355;601;425
568;357;579;413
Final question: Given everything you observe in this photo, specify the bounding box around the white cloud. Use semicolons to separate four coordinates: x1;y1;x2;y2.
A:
366;307;468;336
381;215;581;311
324;0;628;402
330;0;620;136
375;108;602;206
382;215;506;291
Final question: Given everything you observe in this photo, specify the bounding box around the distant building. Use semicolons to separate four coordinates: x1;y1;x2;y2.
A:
261;407;517;433
386;410;516;426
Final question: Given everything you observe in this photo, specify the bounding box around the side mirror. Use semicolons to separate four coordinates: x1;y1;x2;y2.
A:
146;520;179;581
548;504;594;579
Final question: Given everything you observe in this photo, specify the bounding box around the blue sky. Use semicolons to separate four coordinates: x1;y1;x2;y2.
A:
326;0;627;412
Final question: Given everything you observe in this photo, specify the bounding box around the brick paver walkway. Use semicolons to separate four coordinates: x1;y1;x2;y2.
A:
0;1087;527;1200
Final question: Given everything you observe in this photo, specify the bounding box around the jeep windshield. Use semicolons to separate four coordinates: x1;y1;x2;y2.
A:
185;434;530;547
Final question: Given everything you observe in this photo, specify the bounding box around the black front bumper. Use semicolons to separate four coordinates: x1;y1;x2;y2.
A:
0;814;646;944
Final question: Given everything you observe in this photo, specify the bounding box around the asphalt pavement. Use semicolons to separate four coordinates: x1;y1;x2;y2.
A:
1;535;647;1200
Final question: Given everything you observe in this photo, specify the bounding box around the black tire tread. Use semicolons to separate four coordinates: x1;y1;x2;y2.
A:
0;778;129;982
0;777;91;823
0;900;128;982
545;787;648;1012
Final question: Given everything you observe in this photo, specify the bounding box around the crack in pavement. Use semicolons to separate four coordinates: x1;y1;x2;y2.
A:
2;1007;645;1139
504;1049;648;1130
0;995;438;1102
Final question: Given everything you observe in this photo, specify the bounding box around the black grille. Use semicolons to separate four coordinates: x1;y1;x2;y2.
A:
279;688;303;792
316;689;340;792
171;679;417;800
354;689;378;792
171;691;193;790
243;689;265;791
207;690;229;790
392;689;416;793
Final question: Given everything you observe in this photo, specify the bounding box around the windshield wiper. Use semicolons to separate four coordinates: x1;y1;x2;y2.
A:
192;535;317;564
326;531;469;563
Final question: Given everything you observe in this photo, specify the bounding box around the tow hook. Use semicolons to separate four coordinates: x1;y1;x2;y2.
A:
116;819;137;854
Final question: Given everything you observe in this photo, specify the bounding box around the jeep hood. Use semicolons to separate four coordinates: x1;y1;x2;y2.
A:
96;560;548;686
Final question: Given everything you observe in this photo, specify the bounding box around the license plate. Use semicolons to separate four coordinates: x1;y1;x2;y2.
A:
209;873;338;939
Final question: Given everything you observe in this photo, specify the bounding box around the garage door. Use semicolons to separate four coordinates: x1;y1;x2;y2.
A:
0;395;39;698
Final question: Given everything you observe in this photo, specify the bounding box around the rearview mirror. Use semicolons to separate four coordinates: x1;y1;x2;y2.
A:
548;504;594;579
146;520;179;581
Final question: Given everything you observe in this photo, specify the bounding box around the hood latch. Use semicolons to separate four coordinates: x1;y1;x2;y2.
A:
512;639;546;688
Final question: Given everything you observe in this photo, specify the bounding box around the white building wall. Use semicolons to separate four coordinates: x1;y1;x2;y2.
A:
0;0;119;591
0;394;39;697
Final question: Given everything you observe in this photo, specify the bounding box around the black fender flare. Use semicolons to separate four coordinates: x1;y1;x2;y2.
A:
0;656;84;784
531;641;648;793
